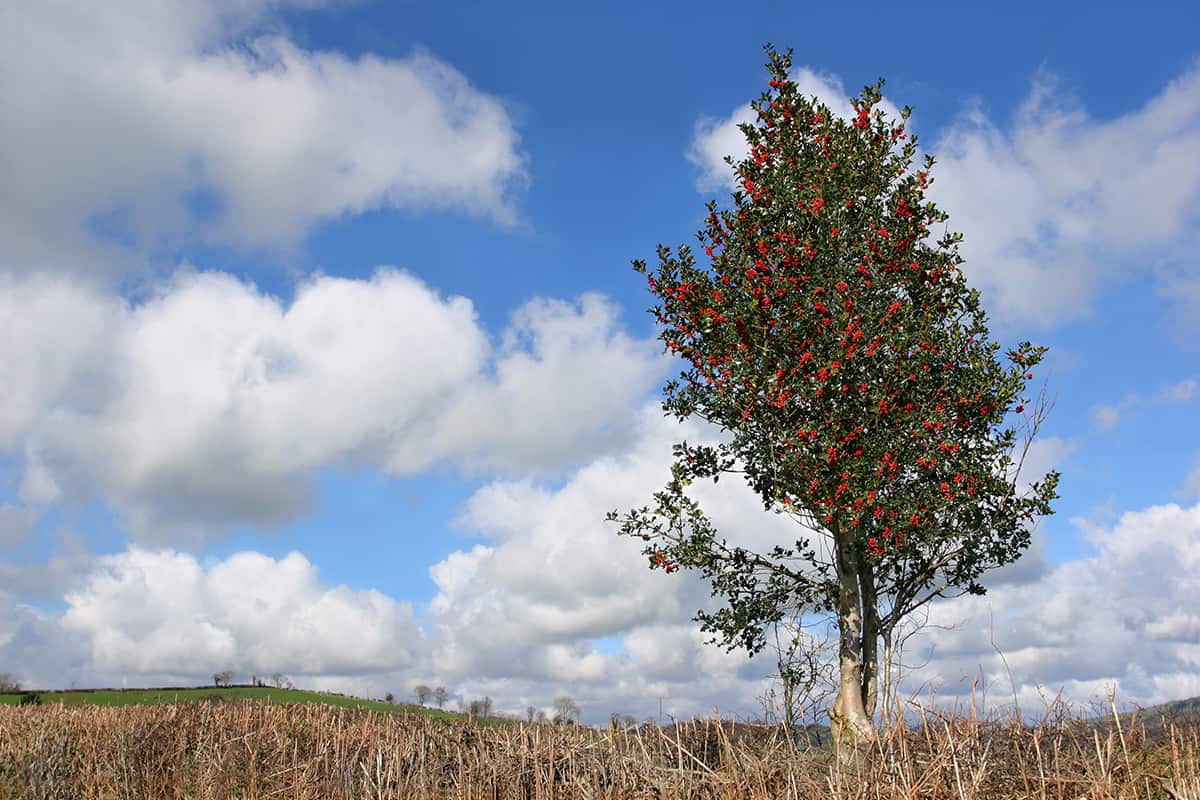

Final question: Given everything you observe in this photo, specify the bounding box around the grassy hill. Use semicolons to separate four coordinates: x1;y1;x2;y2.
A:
0;684;463;721
1100;694;1200;738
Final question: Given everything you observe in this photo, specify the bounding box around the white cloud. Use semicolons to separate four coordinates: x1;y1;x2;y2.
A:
425;406;717;680
61;548;422;677
424;409;1200;720
687;107;755;193
906;501;1200;709
420;403;823;708
1146;612;1200;643
0;269;664;542
0;0;526;268
391;293;668;477
1091;394;1140;431
4;431;1196;722
928;68;1200;330
1088;377;1195;432
687;63;1200;330
1014;434;1076;493
1160;378;1197;403
0;591;94;691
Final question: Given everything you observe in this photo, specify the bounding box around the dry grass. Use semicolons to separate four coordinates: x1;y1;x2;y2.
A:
0;696;1197;799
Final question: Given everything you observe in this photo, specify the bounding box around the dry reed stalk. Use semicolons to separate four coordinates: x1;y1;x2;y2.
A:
0;697;1198;799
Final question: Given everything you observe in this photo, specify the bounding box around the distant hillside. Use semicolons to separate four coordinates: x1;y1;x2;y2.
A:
0;684;467;722
1091;695;1200;739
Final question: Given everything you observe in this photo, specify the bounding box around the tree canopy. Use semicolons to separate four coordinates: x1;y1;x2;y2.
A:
610;45;1059;752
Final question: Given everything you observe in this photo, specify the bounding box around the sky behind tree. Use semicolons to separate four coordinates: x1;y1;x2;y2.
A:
1;0;1198;722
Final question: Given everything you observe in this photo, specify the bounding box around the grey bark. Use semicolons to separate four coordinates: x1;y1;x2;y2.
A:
829;528;875;761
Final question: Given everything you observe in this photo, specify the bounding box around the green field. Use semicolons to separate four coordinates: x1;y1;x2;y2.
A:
0;685;462;721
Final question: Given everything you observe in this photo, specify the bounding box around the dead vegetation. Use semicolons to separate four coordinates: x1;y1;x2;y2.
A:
0;695;1197;799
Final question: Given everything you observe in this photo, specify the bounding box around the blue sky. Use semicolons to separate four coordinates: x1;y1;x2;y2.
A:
0;0;1198;723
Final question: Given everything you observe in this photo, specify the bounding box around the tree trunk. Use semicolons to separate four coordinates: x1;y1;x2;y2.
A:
781;661;798;747
829;531;875;762
879;629;894;729
859;561;879;720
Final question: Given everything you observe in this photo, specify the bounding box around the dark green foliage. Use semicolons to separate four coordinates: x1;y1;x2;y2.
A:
610;45;1059;661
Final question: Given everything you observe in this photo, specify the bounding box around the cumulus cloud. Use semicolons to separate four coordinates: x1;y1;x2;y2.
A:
927;68;1200;330
687;63;1200;330
426;406;720;681
396;294;666;476
1146;611;1200;643
417;402;831;717
422;403;1072;718
422;404;1178;721
0;269;664;543
906;501;1200;710
0;527;779;721
60;548;422;678
3;430;1193;722
0;0;526;269
0;591;93;691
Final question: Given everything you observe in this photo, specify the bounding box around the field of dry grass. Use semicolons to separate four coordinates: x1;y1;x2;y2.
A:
1;695;1198;799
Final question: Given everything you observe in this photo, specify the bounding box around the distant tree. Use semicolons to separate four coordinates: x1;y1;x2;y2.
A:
526;705;536;723
412;685;432;706
213;670;234;687
622;714;637;728
0;673;21;693
535;709;548;724
553;695;580;725
433;686;448;708
269;673;293;689
385;692;395;704
467;696;493;719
